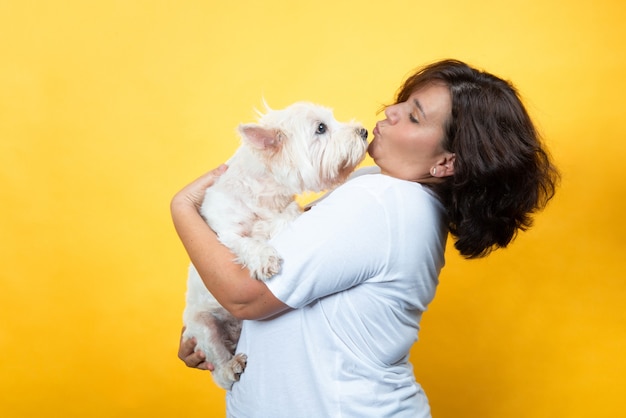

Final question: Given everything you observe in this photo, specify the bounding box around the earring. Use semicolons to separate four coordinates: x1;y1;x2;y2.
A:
431;167;437;176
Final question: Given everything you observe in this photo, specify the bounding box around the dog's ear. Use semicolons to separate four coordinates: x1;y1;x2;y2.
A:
239;124;283;150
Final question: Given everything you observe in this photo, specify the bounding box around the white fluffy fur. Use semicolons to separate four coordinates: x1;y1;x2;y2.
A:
182;102;368;390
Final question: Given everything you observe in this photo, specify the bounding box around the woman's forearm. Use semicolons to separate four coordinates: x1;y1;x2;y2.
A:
170;170;288;320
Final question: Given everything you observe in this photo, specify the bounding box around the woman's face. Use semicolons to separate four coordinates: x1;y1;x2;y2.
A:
368;82;455;183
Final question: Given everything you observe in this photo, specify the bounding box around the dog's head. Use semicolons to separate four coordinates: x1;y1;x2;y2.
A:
238;102;368;192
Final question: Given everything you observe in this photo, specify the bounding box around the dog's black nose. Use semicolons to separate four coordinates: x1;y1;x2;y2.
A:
359;128;368;141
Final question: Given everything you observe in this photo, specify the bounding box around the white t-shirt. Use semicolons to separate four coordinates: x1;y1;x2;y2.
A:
226;169;448;418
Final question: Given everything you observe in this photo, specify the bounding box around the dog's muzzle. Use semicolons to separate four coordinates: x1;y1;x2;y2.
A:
358;128;368;141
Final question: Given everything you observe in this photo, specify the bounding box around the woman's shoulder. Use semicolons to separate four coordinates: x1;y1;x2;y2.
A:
307;165;442;213
347;167;440;202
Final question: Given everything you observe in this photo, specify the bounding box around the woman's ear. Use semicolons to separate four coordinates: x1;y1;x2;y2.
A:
434;153;455;177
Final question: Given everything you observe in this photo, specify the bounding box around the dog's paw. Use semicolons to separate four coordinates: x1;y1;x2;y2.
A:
247;247;282;281
260;253;282;280
229;353;248;381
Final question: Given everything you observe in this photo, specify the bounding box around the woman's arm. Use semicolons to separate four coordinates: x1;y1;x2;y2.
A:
171;165;289;320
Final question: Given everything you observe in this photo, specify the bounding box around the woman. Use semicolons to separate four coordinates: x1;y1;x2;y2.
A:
172;59;559;417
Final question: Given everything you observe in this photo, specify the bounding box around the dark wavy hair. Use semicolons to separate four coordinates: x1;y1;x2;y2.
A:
396;59;560;258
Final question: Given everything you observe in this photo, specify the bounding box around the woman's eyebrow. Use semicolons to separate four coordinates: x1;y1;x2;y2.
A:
413;98;427;120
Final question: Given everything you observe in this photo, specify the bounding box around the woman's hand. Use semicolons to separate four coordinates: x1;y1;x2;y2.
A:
178;328;215;371
171;164;228;212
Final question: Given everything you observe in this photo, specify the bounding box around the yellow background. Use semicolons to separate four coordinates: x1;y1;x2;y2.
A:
1;0;624;417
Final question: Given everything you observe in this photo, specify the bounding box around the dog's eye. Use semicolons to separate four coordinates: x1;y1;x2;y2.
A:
315;123;327;135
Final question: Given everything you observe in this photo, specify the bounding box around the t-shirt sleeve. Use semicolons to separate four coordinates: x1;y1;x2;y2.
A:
265;178;390;308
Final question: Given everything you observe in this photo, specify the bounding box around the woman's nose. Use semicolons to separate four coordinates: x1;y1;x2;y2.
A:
384;104;399;123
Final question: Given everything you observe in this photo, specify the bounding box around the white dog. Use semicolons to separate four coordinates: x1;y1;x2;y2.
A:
182;102;368;390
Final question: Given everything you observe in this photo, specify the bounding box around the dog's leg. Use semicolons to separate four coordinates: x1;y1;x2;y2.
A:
235;204;301;280
183;267;247;390
218;232;282;281
183;308;247;390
